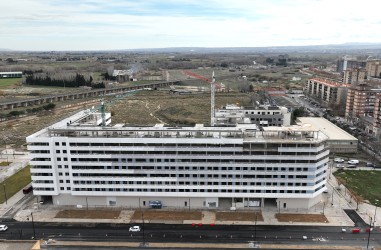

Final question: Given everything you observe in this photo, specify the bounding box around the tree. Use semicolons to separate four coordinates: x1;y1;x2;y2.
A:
265;58;274;64
291;107;306;124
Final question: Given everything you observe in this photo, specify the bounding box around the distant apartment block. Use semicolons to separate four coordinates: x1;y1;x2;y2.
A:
305;78;348;107
336;59;366;72
0;72;22;78
345;85;381;119
215;104;291;127
366;60;381;78
343;68;366;85
373;93;381;137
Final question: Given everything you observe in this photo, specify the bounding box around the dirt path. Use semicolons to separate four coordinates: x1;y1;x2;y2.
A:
144;101;167;124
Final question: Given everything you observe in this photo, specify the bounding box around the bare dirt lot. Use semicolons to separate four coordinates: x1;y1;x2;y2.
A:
275;213;328;223
215;211;263;221
55;209;121;219
131;210;202;221
1;91;252;150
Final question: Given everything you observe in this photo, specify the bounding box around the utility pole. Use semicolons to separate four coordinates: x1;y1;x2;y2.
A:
367;216;372;249
3;184;7;205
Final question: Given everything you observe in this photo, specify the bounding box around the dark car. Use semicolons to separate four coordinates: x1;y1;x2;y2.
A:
23;185;33;194
367;163;380;169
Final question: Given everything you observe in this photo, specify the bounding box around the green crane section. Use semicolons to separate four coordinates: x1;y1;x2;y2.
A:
89;89;140;127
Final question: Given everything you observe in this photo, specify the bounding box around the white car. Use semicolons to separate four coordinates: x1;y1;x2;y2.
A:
348;159;359;165
334;158;344;163
129;226;141;232
0;225;8;231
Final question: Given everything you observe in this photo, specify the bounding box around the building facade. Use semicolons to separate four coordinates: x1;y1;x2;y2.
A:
337;59;366;73
0;72;22;78
345;85;381;119
215;104;291;127
343;68;366;85
373;94;381;138
305;78;348;107
27;110;329;209
366;60;381;78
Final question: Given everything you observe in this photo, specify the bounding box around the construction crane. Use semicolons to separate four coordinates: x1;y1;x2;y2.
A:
183;70;217;126
89;90;139;126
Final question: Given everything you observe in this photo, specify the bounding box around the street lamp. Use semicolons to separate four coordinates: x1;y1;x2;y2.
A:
141;211;146;247
374;200;379;227
254;214;258;247
367;216;372;249
31;212;36;239
3;184;7;205
322;201;325;215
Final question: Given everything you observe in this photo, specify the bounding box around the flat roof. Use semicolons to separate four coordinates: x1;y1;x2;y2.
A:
297;117;358;141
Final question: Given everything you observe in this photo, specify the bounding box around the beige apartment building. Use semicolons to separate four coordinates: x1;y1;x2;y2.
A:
343;68;366;85
366;60;381;78
305;78;348;107
345;85;378;119
373;93;381;137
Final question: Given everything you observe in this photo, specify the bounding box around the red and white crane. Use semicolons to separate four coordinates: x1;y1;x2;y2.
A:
183;70;217;126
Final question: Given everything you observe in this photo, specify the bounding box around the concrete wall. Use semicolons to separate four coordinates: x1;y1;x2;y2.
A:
277;195;322;210
53;194;208;208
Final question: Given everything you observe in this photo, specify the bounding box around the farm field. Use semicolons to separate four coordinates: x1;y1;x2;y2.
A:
0;78;22;89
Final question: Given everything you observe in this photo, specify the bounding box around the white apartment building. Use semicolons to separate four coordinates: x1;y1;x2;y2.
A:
215;104;291;127
27;110;329;210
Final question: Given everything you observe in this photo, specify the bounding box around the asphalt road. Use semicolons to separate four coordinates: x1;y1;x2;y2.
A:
1;221;380;248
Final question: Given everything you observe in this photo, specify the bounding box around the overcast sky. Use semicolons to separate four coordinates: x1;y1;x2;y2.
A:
1;0;380;51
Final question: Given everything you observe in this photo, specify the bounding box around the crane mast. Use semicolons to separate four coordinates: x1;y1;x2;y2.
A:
211;71;215;126
182;70;217;126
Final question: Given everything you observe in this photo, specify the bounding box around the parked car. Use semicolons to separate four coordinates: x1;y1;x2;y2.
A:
334;158;345;163
366;163;380;168
129;226;141;232
346;165;357;169
23;185;33;194
0;225;8;231
348;159;359;165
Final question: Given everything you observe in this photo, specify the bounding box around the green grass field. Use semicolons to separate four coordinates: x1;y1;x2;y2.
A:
0;166;31;204
334;170;381;205
0;78;22;89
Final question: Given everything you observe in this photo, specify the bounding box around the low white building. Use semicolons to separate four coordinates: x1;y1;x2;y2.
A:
215;104;291;127
27;110;329;209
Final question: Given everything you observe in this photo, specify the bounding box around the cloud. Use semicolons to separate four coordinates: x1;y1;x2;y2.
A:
0;0;380;50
